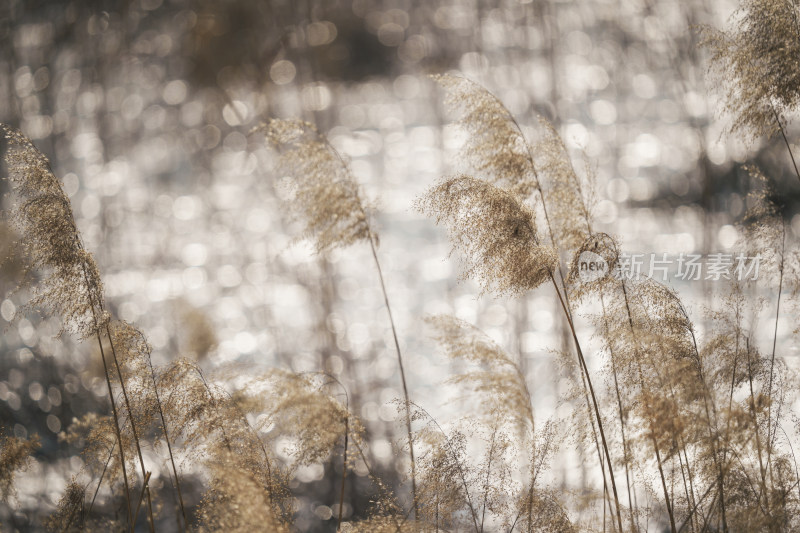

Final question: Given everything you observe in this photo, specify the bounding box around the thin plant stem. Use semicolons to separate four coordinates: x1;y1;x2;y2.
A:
677;300;727;532
70;246;133;528
678;480;718;533
144;345;188;531
509;433;554;533
349;436;404;533
778;423;800;503
479;420;499;533
368;231;419;520
435;495;439;532
193;366;278;515
316;137;419;521
745;337;770;515
130;471;152;533
549;273;624;533
618;280;677;533
105;324;156;533
765;223;786;490
771;107;800;185
66;211;133;529
337;415;349;532
411;402;481;532
504;105;622;530
310;373;354;533
681;443;698;533
60;498;83;533
546;127;634;531
602;294;638;533
93;331;132;529
87;441;116;518
653;440;676;533
719;298;746;532
675;445;692;528
576;344;612;528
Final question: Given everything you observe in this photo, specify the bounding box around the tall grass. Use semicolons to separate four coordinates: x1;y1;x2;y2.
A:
2;2;800;529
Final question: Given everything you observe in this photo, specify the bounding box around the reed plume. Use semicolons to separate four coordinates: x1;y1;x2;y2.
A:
2;125;106;339
43;480;84;532
256;118;370;252
0;429;39;503
531;118;594;256
2;125;194;531
704;0;800;142
428;76;624;532
426;315;534;430
242;370;359;469
433;74;594;256
2;125;137;525
416;176;557;296
5;27;800;531
197;454;288;533
155;358;292;528
704;0;800;184
257;118;420;518
413;422;475;530
432;74;538;198
423;315;571;532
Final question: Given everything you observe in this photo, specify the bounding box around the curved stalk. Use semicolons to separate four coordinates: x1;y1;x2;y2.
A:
144;349;188;531
549;273;624;533
368;232;419;520
337;416;349;532
105;325;156;533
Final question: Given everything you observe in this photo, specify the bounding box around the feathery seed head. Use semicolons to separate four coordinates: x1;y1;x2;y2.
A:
255;118;371;252
2;125;106;338
739;165;787;272
533;117;594;253
416;176;556;296
703;0;800;140
252;370;356;467
426;314;534;432
432;74;539;198
0;429;39;503
44;480;85;532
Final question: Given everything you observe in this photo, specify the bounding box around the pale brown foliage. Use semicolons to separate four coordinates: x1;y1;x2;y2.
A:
704;0;800;140
2;125;106;338
0;430;39;503
44;481;84;532
416;176;557;296
156;358;292;525
434;75;595;257
198;454;288;533
413;425;475;529
259;116;420;517
531;118;594;255
429;76;623;530
433;74;538;198
256;118;371;252
7;53;800;532
426;315;533;431
244;370;359;469
60;413;115;469
423;316;570;532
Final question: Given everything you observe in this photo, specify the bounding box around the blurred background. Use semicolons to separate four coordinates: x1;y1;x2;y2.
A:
2;0;800;530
